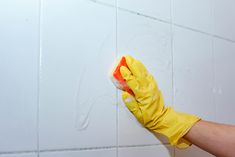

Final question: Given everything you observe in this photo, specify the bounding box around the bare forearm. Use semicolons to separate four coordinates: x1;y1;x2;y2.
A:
184;120;235;157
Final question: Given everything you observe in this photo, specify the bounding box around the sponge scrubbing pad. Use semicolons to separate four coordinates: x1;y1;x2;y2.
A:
110;56;134;96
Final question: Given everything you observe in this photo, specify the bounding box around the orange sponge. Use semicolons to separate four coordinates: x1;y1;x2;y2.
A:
110;56;134;96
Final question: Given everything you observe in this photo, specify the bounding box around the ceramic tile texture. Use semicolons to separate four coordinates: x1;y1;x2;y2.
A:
0;0;39;152
117;10;172;146
172;0;213;33
1;0;235;156
173;26;215;121
39;0;116;149
214;38;235;124
214;0;235;41
175;145;214;157
119;145;174;157
40;149;116;157
118;0;171;22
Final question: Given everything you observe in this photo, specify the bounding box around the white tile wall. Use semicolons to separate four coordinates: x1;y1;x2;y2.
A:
214;0;235;41
173;26;215;121
1;0;235;156
172;0;213;33
118;0;171;22
40;149;116;157
0;154;37;157
0;0;39;152
119;145;174;157
39;0;116;149
214;38;235;124
117;10;172;146
175;145;214;157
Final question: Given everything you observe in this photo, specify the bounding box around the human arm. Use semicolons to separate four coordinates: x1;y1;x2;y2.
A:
183;120;235;157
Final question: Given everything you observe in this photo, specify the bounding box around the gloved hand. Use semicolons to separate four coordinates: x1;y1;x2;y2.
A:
120;55;200;149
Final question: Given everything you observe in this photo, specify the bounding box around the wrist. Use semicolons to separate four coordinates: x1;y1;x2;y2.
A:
150;107;200;148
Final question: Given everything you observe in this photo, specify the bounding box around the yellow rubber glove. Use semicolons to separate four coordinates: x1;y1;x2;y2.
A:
120;55;200;149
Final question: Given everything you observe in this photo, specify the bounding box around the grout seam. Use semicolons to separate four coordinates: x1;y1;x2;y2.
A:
170;0;176;156
0;144;172;155
117;7;170;24
37;0;43;157
40;146;116;153
0;150;37;155
115;0;119;157
170;0;174;109
118;143;172;148
211;0;217;122
212;37;217;122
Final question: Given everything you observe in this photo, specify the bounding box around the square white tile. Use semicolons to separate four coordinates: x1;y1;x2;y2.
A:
118;145;174;157
214;38;235;124
214;0;235;41
118;0;171;22
0;0;39;152
175;145;214;157
40;0;116;149
0;154;37;157
117;11;172;145
172;0;213;33
173;26;215;121
40;149;116;157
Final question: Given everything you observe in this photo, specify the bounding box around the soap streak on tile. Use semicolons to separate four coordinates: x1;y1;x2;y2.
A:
74;34;116;131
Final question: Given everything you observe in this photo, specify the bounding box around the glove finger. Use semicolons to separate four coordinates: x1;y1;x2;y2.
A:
125;55;149;77
120;66;139;94
122;91;144;124
120;65;133;80
122;91;138;112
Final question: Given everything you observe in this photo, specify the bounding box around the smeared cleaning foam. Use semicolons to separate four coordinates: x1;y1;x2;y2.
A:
110;56;134;96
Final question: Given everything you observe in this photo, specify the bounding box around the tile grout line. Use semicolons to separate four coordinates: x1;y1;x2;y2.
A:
212;36;217;122
211;0;217;122
40;143;172;152
0;150;38;156
93;0;235;44
115;0;119;157
117;7;170;24
37;0;43;156
173;23;211;36
170;0;174;112
40;146;117;153
0;144;172;155
213;34;235;43
118;143;172;149
170;0;176;156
